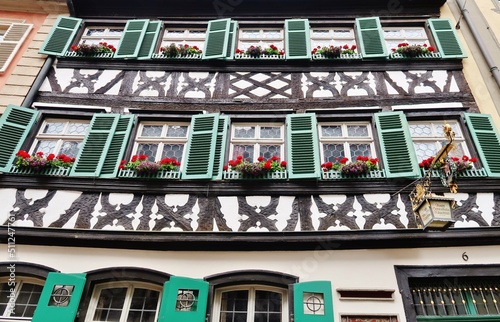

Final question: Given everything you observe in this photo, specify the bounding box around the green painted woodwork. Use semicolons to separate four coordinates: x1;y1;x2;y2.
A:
293;281;334;322
286;114;321;179
0;105;38;172
114;19;149;58
212;115;229;180
31;272;86;322
137;21;162;59
225;21;238;60
39;16;82;56
99;115;134;178
428;19;467;59
285;19;311;60
202;18;231;59
356;17;387;58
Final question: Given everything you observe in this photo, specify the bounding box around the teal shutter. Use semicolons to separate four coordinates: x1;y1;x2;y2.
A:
70;114;123;177
202;18;231;59
32;272;86;322
137;21;162;59
286;114;320;179
225;21;238;60
285;19;311;60
181;114;219;179
39;16;82;56
0;105;38;172
464;113;500;177
157;276;209;322
293;281;334;322
428;19;467;58
99;115;134;178
114;19;149;58
212;115;229;180
374;111;419;178
355;17;387;58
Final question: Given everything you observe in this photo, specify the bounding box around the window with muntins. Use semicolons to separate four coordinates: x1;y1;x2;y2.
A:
86;281;162;322
310;28;356;48
319;123;376;163
0;277;44;318
383;27;430;51
238;28;284;51
230;123;285;161
80;26;124;47
161;28;206;50
32;118;90;158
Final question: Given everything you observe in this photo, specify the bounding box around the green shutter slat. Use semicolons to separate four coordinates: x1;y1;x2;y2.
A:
225;21;238;60
181;114;219;179
286;114;320;179
293;281;334;322
465;113;500;177
212;115;229;179
428;19;467;59
285;19;311;60
202;18;231;60
70;114;120;177
374;111;419;178
137;21;162;59
356;17;387;58
39;16;82;56
32;272;86;322
0;105;38;172
100;115;134;178
158;276;209;322
114;19;149;58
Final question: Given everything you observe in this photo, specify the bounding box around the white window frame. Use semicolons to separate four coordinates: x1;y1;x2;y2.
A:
211;284;289;322
0;19;33;73
85;281;162;322
132;121;190;166
229;122;285;162
310;27;356;48
318;122;376;162
382;26;430;52
0;276;44;319
237;28;284;51
32;118;90;158
161;28;206;50
409;120;471;160
80;26;124;47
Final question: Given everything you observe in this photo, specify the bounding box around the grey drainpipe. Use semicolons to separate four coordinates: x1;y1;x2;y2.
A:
21;56;54;108
456;0;500;89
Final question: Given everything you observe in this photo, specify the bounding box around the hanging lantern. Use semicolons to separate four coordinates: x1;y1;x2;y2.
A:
414;196;455;230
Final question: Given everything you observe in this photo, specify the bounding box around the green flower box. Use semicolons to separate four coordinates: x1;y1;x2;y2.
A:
118;169;181;179
389;52;441;59
65;51;114;58
322;169;386;180
223;170;288;180
151;53;202;60
420;168;487;178
10;165;71;176
234;54;285;60
312;53;362;60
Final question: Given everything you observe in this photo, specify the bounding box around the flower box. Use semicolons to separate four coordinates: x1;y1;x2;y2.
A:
10;165;71;176
420;168;487;178
118;169;181;179
223;170;288;180
64;51;114;58
389;52;441;59
151;53;202;60
322;169;386;180
234;54;285;60
312;53;362;60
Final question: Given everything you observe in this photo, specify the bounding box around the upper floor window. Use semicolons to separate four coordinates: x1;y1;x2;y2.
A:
80;26;124;47
32;118;90;158
0;277;44;318
238;28;284;51
383;27;430;52
409;120;470;160
230;123;285;161
310;28;356;48
161;28;206;50
132;121;190;164
319;123;375;163
212;285;288;322
86;281;161;322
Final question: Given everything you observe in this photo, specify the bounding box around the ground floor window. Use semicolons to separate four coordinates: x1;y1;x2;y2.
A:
0;277;44;318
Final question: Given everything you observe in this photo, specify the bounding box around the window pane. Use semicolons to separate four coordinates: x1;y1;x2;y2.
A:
142;125;163;137
127;288;159;322
14;283;43;317
60;141;81;158
254;290;282;322
349;144;372;160
34;140;57;154
68;122;89;135
234;126;256;139
346;125;368;137
233;145;254;160
220;290;249;322
167;125;188;138
43;122;65;134
260;127;281;139
323;144;344;162
409;124;433;137
260;145;281;159
162;144;184;162
93;287;128;322
321;126;342;137
137;144;159;160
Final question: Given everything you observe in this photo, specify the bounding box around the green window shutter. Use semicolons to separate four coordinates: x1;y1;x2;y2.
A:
374;111;419;178
355;17;387;58
137;21;162;60
202;18;231;60
212;115;229;180
225;21;238;60
39;16;82;56
181;113;219;179
428;19;467;59
285;19;311;60
464;113;500;177
99;115;134;178
286;113;320;179
293;281;334;322
70;114;121;177
0;23;33;72
32;272;86;322
0;105;38;172
114;19;149;58
157;276;209;322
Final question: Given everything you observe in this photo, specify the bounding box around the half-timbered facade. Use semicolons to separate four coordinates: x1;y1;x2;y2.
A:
1;0;500;321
